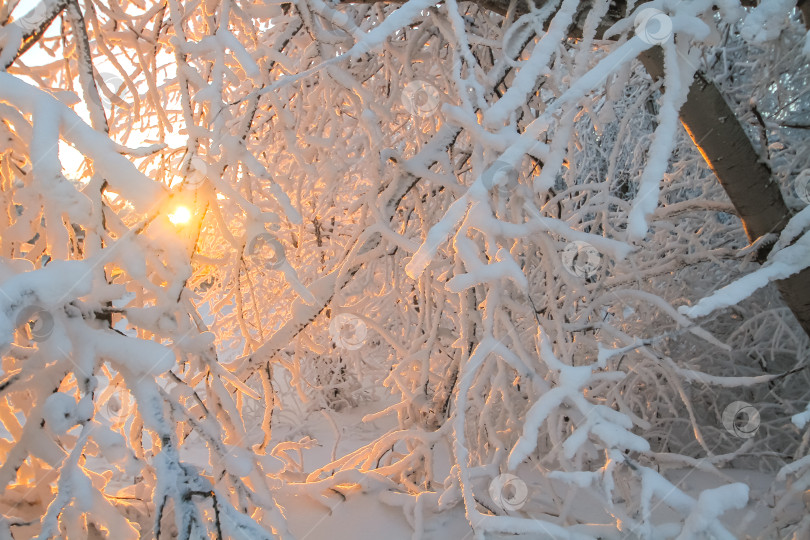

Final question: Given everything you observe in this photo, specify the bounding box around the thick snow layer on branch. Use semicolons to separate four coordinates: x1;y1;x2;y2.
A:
347;0;437;57
740;0;796;44
792;402;810;429
680;230;810;318
508;331;649;469
0;260;93;347
42;393;80;435
676;483;749;539
0;73;165;210
3;0;808;536
92;328;176;376
638;467;747;538
627;42;694;240
405;195;471;279
483;0;580;127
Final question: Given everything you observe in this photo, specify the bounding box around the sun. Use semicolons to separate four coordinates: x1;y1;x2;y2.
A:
168;205;192;225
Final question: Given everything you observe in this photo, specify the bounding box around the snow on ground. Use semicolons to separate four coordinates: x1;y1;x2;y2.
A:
260;401;780;539
282;489;473;540
0;390;788;538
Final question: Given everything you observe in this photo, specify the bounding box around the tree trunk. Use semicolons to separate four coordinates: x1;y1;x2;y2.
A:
639;49;810;338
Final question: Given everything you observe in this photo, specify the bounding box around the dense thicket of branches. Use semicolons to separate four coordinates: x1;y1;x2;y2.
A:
1;0;809;538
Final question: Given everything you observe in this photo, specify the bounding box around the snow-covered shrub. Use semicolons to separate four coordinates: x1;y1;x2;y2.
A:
1;0;809;538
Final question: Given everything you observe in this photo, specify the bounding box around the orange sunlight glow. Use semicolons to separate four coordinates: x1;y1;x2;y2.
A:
168;205;192;225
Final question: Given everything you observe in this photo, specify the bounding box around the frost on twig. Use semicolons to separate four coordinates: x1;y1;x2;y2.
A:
1;0;809;538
